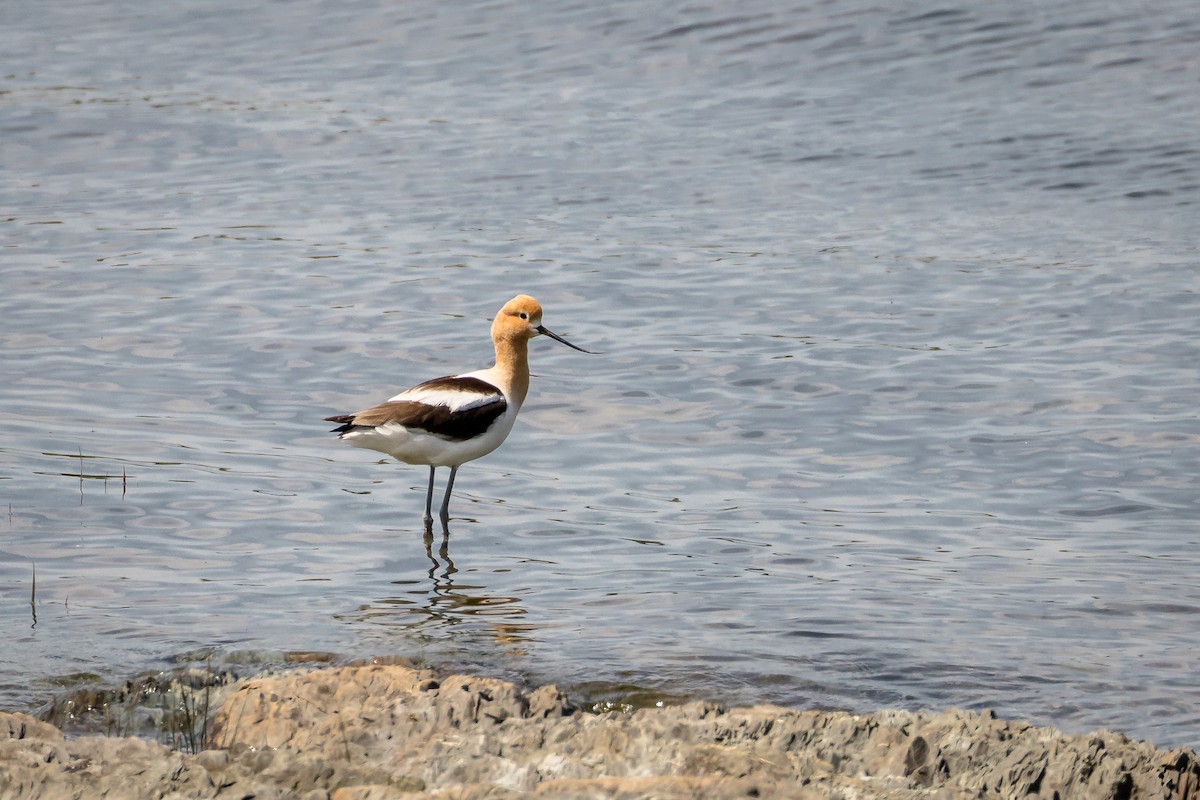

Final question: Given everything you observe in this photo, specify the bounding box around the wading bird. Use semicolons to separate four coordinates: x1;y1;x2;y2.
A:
325;295;593;528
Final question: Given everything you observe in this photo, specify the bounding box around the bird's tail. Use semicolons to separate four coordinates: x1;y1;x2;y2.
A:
324;414;358;435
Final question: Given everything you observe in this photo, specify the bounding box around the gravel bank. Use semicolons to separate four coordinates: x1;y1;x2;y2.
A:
2;662;1196;799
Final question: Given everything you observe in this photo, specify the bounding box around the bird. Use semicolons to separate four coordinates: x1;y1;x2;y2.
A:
325;294;593;528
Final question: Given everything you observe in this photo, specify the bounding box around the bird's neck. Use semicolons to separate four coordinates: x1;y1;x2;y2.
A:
493;336;531;406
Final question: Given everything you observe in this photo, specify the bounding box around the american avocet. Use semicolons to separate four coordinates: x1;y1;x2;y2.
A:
325;295;593;527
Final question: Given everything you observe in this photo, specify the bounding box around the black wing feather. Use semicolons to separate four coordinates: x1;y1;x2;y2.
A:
325;376;507;441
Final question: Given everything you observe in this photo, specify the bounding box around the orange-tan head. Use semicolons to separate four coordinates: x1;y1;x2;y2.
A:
493;294;594;353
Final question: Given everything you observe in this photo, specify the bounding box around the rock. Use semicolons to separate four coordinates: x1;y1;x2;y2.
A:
0;664;1196;799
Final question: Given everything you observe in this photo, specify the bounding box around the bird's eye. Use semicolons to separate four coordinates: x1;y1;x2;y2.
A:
518;312;529;320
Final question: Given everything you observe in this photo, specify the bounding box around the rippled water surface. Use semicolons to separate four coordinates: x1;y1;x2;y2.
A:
2;0;1198;748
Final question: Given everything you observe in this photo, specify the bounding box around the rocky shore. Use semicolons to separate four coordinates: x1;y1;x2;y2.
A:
2;661;1197;799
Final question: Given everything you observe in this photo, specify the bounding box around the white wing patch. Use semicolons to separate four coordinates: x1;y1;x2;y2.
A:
390;376;503;412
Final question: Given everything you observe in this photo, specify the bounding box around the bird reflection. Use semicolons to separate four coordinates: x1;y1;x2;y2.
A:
348;527;533;653
423;524;455;584
417;529;526;632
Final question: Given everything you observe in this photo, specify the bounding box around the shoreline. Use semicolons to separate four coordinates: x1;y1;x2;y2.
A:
2;661;1197;799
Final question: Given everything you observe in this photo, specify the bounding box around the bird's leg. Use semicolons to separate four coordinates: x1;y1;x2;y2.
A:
439;465;459;526
423;466;437;530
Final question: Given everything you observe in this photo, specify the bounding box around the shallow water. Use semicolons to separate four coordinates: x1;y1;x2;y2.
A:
2;0;1198;748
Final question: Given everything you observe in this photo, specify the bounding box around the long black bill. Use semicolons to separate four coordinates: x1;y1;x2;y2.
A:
537;325;597;354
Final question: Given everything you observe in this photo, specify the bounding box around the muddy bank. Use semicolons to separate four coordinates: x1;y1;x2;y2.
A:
2;662;1197;799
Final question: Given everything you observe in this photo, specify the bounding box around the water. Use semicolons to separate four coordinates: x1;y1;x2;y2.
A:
2;0;1198;749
